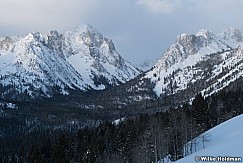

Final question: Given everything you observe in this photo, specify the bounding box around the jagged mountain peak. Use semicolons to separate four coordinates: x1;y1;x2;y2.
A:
176;29;215;44
144;28;243;97
0;25;141;100
153;28;238;70
63;25;140;81
46;30;62;38
195;29;214;38
73;24;98;34
151;29;219;73
219;27;243;37
26;31;43;40
71;24;105;47
218;27;243;46
176;33;197;45
64;24;116;56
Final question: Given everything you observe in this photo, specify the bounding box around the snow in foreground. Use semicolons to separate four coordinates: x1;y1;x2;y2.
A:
175;114;243;163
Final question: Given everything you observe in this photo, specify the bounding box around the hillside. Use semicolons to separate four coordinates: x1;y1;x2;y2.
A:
175;114;243;163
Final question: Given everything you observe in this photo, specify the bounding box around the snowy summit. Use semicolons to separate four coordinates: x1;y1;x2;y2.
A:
144;28;243;97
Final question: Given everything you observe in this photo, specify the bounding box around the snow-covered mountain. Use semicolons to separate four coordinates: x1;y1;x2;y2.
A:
0;24;140;99
174;114;243;163
144;28;243;97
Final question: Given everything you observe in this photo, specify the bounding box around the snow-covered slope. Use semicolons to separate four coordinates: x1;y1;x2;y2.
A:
144;28;243;97
175;114;243;163
63;25;140;89
0;24;140;98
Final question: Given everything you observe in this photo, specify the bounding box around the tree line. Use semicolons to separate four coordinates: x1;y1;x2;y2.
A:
1;85;243;162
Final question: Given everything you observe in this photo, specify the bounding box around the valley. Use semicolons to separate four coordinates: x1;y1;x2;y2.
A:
1;26;243;162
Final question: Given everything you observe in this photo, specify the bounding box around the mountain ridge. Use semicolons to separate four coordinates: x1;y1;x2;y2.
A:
0;24;141;99
143;28;243;97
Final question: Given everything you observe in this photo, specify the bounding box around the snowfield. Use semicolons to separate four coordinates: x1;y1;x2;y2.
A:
175;114;243;163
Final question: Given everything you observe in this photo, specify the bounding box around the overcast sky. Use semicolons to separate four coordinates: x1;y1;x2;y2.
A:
0;0;243;65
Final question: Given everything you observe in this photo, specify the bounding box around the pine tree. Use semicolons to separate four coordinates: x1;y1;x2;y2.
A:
191;93;210;132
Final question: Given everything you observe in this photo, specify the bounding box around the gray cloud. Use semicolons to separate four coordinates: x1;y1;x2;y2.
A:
136;0;177;14
0;0;243;65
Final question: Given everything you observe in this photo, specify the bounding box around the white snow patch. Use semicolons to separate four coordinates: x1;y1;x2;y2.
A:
112;117;125;125
175;114;243;163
